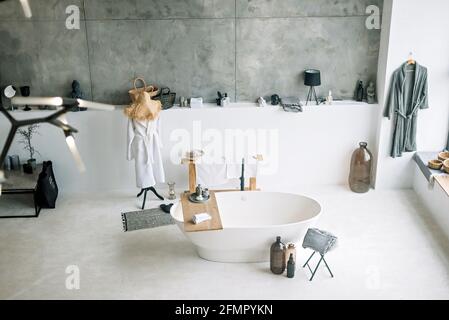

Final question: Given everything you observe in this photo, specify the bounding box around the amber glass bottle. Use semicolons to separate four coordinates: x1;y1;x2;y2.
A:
270;236;286;274
349;142;373;193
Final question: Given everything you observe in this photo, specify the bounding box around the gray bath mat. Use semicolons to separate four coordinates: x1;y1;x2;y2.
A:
121;207;175;232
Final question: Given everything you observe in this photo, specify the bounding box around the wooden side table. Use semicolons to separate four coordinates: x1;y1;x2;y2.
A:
1;164;43;218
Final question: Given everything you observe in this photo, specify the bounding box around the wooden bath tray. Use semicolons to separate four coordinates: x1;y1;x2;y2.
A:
181;191;223;232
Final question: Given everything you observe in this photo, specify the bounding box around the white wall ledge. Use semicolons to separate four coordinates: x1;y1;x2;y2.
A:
5;100;378;116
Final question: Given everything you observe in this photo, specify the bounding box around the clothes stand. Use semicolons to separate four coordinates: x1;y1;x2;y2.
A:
137;187;164;210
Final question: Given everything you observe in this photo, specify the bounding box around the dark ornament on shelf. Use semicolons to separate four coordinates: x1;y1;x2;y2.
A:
355;80;365;102
366;81;376;104
70;80;87;111
20;86;31;111
271;94;280;106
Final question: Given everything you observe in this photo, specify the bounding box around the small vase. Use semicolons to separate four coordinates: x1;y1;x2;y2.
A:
270;236;286;274
349;142;373;193
23;163;33;174
28;159;37;170
168;182;176;200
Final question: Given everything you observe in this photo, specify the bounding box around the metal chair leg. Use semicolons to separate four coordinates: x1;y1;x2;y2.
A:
303;251;334;281
309;255;323;281
142;189;148;210
148;186;164;201
137;189;145;197
322;255;334;278
303;251;316;268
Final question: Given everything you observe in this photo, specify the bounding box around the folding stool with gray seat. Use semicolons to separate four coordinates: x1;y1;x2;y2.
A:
302;228;338;281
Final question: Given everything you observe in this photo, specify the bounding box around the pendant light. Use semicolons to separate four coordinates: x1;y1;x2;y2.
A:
19;0;32;18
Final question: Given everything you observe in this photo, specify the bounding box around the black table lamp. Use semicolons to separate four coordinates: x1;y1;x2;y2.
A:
304;69;321;105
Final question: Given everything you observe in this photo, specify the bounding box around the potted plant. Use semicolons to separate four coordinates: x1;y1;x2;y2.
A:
17;124;40;171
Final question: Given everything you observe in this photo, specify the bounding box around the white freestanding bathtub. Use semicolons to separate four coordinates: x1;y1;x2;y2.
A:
170;191;322;262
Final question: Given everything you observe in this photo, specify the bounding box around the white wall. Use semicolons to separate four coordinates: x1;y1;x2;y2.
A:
375;0;449;189
0;103;378;194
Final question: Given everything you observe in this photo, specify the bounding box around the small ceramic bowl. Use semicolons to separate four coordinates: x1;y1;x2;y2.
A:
443;159;449;174
428;159;443;170
438;151;449;162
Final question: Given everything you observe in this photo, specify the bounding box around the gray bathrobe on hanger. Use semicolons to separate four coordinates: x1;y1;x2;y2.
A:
384;62;429;158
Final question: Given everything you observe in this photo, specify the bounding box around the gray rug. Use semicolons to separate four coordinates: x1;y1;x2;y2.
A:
121;207;175;232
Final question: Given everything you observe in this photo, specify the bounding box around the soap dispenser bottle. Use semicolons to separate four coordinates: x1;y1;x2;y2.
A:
270;236;286;274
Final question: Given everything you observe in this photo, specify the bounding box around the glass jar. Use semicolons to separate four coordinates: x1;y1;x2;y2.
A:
270;236;286;274
168;182;176;200
349;142;373;193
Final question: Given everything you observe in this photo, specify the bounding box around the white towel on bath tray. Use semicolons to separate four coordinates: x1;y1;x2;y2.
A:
226;163;258;179
192;213;212;224
196;163;228;187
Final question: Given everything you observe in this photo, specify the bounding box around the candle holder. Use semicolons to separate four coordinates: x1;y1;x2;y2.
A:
168;182;176;200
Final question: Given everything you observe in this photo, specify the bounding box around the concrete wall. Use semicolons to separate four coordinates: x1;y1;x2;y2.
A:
0;0;382;104
374;0;449;189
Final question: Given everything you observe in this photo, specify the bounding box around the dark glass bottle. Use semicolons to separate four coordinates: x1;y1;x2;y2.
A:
349;142;373;193
270;236;286;274
287;254;295;278
356;80;364;101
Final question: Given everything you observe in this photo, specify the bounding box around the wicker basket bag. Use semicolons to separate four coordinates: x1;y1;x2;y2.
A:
124;78;161;121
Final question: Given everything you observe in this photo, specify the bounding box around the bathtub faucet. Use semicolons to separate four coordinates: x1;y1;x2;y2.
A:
240;158;245;191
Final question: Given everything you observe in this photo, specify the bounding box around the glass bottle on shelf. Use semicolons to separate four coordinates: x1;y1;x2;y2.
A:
270;236;286;274
349;142;373;193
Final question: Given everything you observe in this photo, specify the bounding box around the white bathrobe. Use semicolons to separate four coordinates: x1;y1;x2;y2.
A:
127;117;165;189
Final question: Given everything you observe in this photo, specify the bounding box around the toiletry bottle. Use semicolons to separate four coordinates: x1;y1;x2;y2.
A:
270;236;286;274
326;90;333;105
285;243;296;266
287;254;295;278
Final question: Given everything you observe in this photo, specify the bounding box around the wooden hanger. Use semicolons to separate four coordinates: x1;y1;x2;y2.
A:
407;52;416;65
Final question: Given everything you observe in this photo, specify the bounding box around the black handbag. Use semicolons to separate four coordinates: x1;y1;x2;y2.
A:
35;161;59;209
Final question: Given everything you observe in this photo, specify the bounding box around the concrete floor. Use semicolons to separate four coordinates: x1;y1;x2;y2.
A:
0;186;448;300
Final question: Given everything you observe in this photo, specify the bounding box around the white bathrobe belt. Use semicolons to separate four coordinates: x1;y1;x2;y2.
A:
135;131;161;165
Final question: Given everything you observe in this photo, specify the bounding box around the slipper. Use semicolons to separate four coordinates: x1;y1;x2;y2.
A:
160;203;174;214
